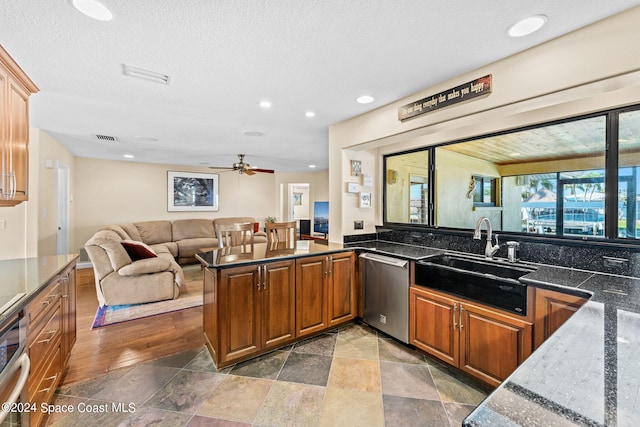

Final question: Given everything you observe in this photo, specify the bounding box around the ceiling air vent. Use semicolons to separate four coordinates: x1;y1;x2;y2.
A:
96;134;118;142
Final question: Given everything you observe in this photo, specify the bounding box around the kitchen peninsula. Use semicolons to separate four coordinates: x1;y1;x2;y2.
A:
196;241;357;368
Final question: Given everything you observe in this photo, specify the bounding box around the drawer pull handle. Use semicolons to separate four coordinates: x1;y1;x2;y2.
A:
38;374;58;393
37;330;58;344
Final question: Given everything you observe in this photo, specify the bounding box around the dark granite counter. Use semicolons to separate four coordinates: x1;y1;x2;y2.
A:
196;240;352;268
465;264;640;426
0;254;79;325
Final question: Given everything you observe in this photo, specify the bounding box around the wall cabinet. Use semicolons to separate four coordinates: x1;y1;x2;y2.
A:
0;45;38;206
26;262;76;427
534;287;587;349
204;259;296;366
410;286;532;388
295;252;356;337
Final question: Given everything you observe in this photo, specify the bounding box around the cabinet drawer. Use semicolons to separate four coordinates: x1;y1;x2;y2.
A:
26;279;61;327
28;301;62;378
28;344;62;427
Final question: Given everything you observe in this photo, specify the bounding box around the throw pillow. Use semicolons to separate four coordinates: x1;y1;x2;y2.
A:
121;240;157;261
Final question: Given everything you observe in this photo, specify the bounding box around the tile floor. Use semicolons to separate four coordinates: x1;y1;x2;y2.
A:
47;323;489;427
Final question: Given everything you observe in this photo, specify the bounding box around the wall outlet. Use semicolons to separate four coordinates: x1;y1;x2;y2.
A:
354;220;364;230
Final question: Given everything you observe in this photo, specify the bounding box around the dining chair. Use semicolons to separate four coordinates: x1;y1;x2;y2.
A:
215;222;255;249
266;221;297;248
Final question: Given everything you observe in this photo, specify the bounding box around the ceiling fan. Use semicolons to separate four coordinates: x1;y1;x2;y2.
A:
208;154;275;176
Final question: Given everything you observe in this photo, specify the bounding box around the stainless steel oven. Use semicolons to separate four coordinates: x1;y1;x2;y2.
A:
0;313;29;427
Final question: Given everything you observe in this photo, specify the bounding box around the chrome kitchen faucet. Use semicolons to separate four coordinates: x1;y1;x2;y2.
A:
473;217;500;259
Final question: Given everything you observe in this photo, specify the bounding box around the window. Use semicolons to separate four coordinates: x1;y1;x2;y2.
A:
383;105;640;242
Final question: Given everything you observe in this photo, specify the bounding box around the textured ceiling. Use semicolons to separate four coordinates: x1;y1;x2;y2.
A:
2;1;640;172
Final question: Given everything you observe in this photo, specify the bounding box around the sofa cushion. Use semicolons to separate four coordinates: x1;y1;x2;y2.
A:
134;220;173;245
119;223;142;241
121;240;157;261
101;224;132;240
172;219;214;241
175;237;218;259
118;257;171;276
85;229;132;272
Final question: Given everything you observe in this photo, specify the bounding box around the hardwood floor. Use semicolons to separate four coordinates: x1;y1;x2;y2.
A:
62;266;205;385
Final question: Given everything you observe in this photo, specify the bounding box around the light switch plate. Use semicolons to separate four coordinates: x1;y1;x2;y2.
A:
354;220;364;230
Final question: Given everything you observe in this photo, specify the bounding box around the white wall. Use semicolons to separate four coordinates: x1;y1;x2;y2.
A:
328;6;640;242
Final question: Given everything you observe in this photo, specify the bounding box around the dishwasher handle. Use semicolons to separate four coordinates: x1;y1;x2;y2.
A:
359;252;408;269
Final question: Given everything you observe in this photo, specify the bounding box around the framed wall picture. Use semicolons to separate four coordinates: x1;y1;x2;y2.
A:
347;182;360;193
359;192;372;208
168;171;219;211
294;192;302;205
350;160;362;176
361;173;373;187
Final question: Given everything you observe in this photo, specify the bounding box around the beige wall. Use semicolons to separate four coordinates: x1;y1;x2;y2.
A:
275;171;329;224
328;6;640;242
73;158;281;252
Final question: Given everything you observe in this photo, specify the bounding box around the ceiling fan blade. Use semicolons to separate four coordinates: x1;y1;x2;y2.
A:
252;168;275;174
208;166;235;170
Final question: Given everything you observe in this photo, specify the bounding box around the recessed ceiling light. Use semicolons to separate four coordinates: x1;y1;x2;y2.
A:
305;111;316;118
507;15;547;37
123;154;134;159
242;130;264;137
69;0;113;21
356;95;374;104
308;164;316;168
259;100;272;108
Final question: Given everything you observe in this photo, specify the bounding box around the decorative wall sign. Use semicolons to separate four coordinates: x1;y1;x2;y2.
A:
168;171;219;211
350;160;362;176
359;192;372;208
398;75;492;121
347;182;360;193
361;174;373;187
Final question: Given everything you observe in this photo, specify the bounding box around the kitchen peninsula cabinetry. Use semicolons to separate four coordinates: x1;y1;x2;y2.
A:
295;252;356;337
0;45;38;206
410;286;532;387
25;261;77;427
204;260;295;366
534;288;587;349
202;247;356;368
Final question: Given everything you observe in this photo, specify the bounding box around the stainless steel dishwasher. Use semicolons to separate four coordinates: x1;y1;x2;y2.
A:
359;252;410;343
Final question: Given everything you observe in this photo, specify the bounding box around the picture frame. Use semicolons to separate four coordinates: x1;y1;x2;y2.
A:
361;173;373;187
168;171;219;211
346;182;360;193
359;192;372;208
293;192;302;205
350;160;362;176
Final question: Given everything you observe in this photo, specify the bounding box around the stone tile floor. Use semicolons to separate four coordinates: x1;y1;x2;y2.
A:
47;323;489;426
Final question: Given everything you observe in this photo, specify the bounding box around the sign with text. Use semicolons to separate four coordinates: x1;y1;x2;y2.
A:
398;74;492;121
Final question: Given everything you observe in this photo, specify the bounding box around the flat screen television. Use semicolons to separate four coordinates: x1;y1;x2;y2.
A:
313;201;329;235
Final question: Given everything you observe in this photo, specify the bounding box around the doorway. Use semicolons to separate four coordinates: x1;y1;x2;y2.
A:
56;162;69;255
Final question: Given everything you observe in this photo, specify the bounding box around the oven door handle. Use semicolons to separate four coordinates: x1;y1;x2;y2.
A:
0;353;30;424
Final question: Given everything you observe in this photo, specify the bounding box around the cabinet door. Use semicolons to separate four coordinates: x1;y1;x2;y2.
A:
327;252;356;327
459;302;532;387
296;255;329;337
409;287;458;366
6;78;29;202
61;264;77;365
262;260;296;349
219;265;261;363
534;288;587;349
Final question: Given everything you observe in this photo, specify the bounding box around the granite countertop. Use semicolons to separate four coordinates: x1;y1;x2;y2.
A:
0;254;79;325
196;240;352;268
464;264;640;426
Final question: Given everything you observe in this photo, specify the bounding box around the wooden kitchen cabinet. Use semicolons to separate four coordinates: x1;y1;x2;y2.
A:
295;252;356;337
534;287;587;349
204;259;295;367
0;45;38;206
26;261;77;427
410;286;532;388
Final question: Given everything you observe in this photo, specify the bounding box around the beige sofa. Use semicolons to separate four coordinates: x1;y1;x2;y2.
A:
85;217;267;307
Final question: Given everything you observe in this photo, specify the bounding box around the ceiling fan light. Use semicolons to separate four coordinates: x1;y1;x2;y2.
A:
70;0;113;21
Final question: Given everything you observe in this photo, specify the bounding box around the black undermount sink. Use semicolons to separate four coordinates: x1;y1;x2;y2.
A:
415;254;536;316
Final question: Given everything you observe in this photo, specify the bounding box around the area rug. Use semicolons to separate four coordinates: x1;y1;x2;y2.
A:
91;277;202;329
